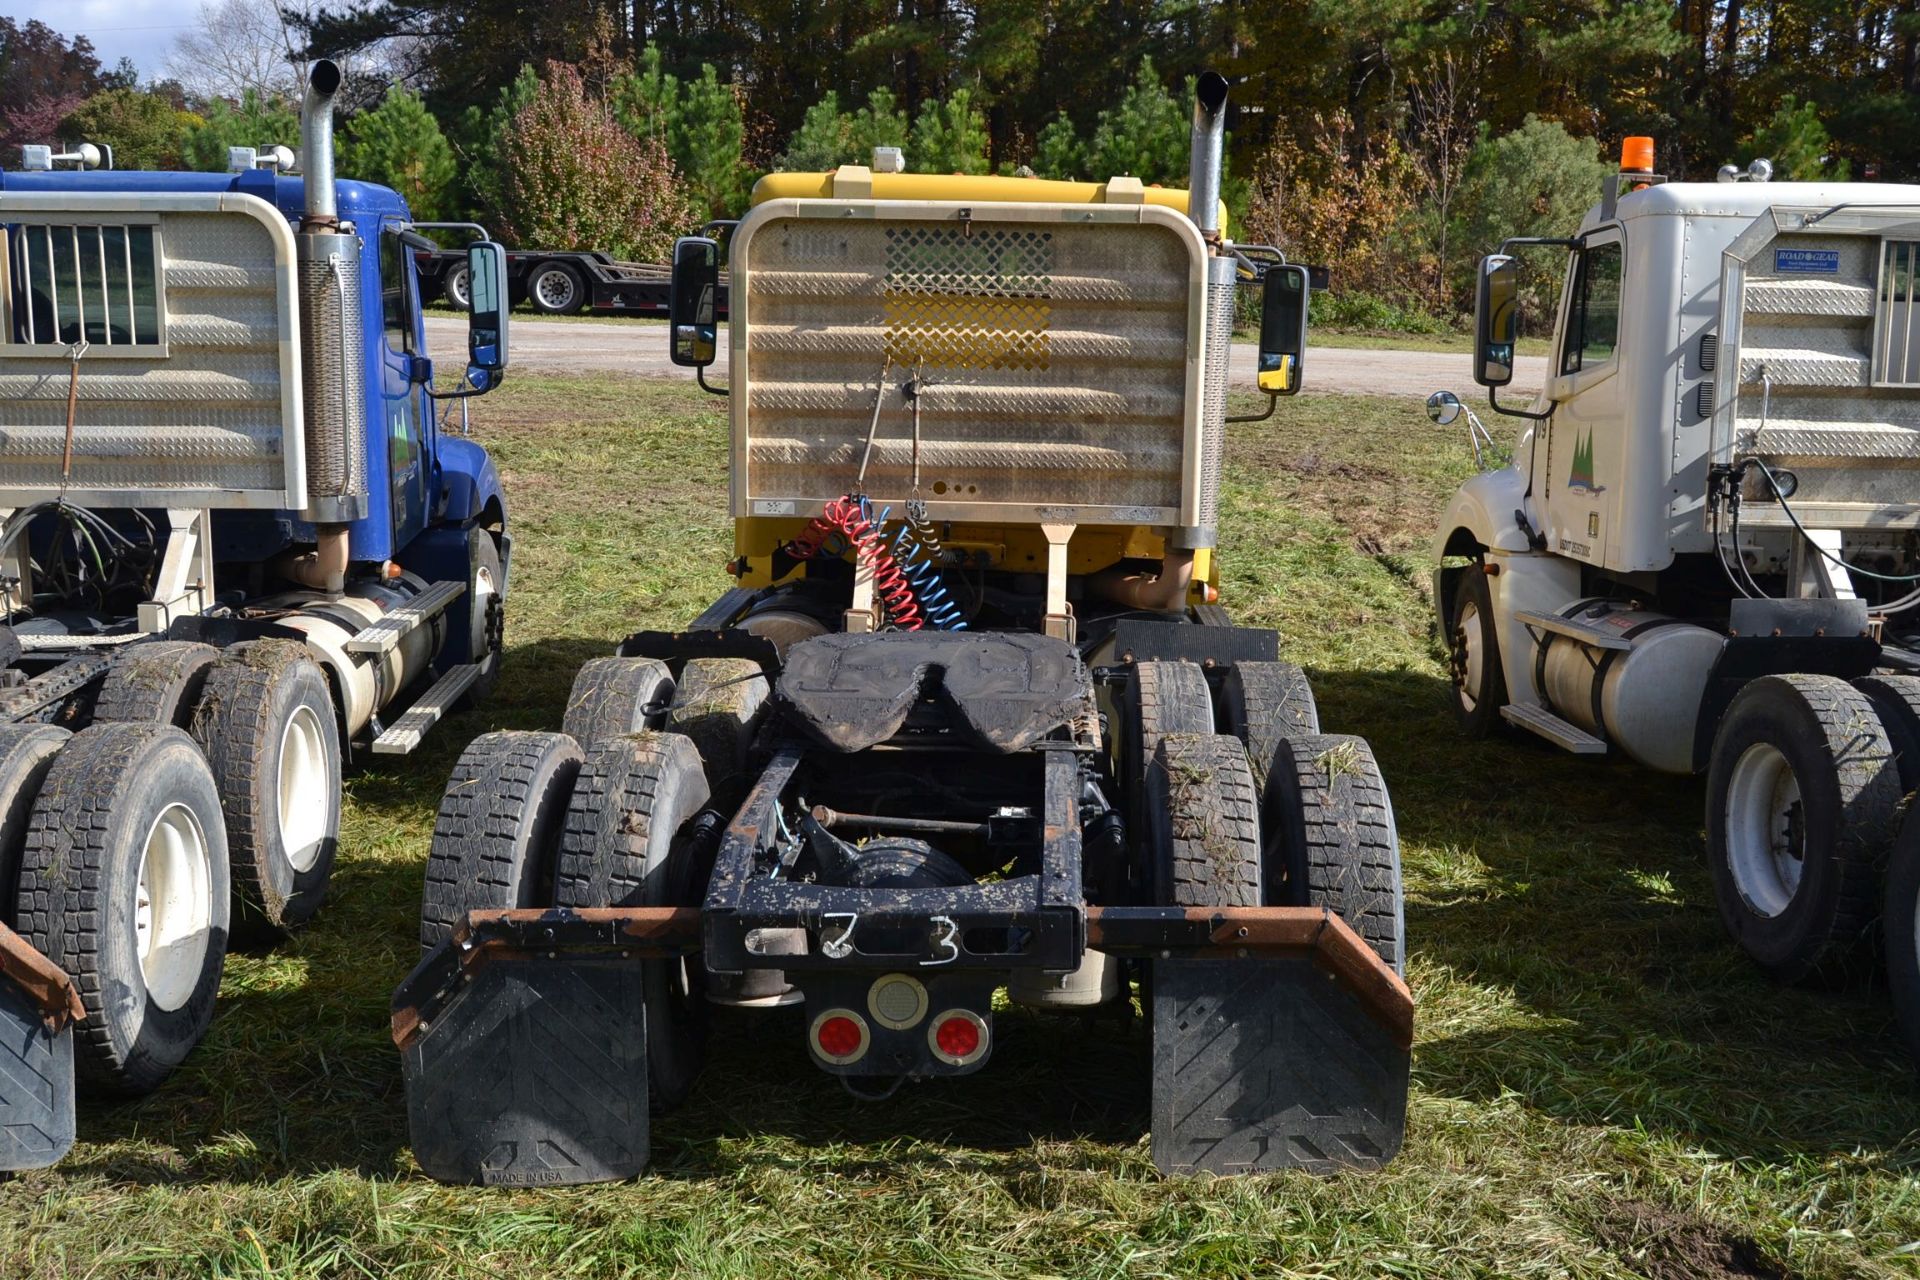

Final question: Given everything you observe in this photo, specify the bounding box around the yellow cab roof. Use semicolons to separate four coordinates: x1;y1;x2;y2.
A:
750;170;1227;236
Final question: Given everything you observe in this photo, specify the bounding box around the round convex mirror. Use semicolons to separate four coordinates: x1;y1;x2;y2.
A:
1426;390;1463;425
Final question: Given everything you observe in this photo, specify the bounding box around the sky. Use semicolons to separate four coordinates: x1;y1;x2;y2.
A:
10;0;204;81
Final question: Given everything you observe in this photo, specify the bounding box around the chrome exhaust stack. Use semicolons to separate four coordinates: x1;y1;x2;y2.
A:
1187;71;1229;243
291;58;367;563
1175;70;1233;558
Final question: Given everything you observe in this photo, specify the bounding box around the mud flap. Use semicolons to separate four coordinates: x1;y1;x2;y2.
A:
402;955;649;1186
0;975;76;1171
1151;954;1408;1175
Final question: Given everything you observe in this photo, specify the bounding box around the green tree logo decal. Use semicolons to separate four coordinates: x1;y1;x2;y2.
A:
1567;429;1603;494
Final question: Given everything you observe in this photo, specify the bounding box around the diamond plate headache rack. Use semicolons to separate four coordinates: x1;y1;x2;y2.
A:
391;903;1413;1054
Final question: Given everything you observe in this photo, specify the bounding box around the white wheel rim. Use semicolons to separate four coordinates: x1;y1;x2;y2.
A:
135;802;213;1011
470;559;497;662
448;267;469;309
1455;600;1486;711
1725;742;1805;918
535;270;575;309
278;704;331;873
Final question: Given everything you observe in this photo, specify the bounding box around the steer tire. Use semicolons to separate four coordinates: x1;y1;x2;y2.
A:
1265;732;1404;974
15;724;230;1094
563;657;676;745
190;641;342;943
419;730;582;954
555;733;713;1110
1447;565;1508;737
666;658;770;803
0;725;69;920
1706;674;1901;984
1884;807;1920;1067
1147;732;1263;908
1855;674;1920;794
1218;661;1320;799
93;642;220;729
461;525;506;707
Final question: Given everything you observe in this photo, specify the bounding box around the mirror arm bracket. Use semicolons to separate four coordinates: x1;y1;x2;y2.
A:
698;367;730;398
1487;386;1551;422
1226;394;1278;424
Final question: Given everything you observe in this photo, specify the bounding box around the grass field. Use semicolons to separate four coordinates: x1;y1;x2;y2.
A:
5;377;1919;1279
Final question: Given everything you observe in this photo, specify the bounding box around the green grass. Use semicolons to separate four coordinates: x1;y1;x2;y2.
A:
5;378;1919;1279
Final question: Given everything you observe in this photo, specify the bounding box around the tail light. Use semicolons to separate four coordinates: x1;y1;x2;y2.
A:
927;1009;989;1066
810;1009;870;1064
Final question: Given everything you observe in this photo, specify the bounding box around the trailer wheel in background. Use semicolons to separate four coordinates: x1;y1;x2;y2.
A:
1147;732;1263;907
443;261;471;311
92;641;220;729
420;731;581;954
1854;674;1920;793
1706;674;1901;983
191;641;341;941
1884;807;1920;1066
527;261;586;315
1448;565;1508;736
666;658;770;804
563;657;675;744
1263;732;1404;973
0;725;69;916
554;733;713;1110
16;724;229;1094
1217;661;1319;798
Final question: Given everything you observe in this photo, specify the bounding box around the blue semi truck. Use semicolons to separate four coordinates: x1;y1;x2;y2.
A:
0;61;510;1168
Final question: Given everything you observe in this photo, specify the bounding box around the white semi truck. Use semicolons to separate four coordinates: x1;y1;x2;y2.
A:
1428;145;1920;1056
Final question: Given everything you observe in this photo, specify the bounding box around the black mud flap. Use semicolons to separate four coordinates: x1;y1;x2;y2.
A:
1151;955;1408;1174
402;955;649;1186
0;976;76;1171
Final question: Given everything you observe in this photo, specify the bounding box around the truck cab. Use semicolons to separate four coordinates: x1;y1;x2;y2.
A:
0;61;513;1170
1430;146;1920;1005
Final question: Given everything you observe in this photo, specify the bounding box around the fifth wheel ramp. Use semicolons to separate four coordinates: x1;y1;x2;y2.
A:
0;921;83;1171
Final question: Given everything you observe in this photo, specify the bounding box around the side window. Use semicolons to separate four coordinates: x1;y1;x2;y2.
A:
378;229;412;354
1560;240;1622;375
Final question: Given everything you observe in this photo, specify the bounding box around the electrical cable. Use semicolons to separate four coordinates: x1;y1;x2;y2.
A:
1749;458;1920;584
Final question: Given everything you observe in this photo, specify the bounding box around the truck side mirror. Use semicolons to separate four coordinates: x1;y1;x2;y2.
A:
1474;255;1519;387
466;241;509;391
1257;263;1309;395
670;236;720;368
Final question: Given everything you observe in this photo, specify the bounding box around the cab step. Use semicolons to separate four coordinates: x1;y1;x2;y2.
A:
371;663;482;755
1500;702;1607;754
346;580;466;657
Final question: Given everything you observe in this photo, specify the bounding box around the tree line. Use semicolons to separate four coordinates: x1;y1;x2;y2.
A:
5;3;1912;324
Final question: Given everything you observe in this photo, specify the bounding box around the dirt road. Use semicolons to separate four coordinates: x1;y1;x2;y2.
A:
424;315;1547;399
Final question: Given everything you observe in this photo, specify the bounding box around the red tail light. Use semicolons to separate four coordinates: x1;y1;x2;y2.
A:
928;1010;988;1065
811;1009;870;1063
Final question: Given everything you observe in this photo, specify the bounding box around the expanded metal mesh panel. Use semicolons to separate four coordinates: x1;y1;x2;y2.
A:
0;208;297;507
297;233;366;516
741;213;1199;521
1196;269;1235;533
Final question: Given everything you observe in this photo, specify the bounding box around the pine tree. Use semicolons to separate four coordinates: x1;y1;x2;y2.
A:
343;86;458;219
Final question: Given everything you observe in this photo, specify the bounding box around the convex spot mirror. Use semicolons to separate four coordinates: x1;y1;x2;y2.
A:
465;240;508;391
1426;390;1463;425
1257;263;1309;395
1474;254;1519;388
670;236;720;368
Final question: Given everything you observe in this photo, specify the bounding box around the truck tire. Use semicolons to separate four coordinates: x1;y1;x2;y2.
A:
16;724;230;1094
1265;733;1404;973
420;731;581;954
528;261;586;315
462;524;505;705
93;642;220;729
1126;661;1214;785
1884;807;1920;1066
1217;661;1319;800
190;641;341;941
666;658;770;803
1448;565;1507;736
554;734;712;1109
443;261;471;311
0;725;68;919
1706;674;1902;983
1147;732;1263;907
563;657;675;744
1854;674;1920;793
